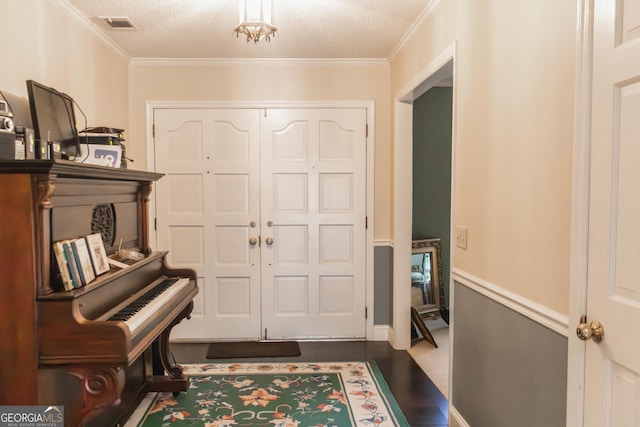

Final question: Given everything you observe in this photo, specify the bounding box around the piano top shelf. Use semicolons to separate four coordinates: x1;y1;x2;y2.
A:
0;159;163;182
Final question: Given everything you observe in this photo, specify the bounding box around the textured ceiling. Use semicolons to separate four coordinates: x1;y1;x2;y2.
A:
63;0;434;60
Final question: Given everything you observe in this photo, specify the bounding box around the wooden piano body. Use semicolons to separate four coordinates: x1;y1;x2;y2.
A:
0;161;198;426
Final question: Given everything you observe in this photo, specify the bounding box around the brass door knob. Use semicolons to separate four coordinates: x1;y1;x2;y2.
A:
576;315;604;343
265;237;274;245
249;237;258;245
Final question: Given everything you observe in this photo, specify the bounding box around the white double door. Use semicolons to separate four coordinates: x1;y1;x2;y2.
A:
153;107;367;341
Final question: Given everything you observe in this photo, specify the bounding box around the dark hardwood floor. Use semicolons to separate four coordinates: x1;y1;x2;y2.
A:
170;341;448;427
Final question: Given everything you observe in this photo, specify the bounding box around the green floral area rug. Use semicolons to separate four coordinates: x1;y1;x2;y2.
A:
132;361;409;427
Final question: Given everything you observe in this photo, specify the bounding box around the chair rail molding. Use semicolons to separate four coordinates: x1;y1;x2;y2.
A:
452;268;569;337
374;239;394;247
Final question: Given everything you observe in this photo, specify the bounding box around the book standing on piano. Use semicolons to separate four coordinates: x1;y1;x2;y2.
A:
52;241;74;291
70;238;95;286
54;233;112;291
61;240;82;289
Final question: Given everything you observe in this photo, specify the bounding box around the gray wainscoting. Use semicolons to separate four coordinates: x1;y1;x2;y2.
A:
374;245;393;326
452;283;567;426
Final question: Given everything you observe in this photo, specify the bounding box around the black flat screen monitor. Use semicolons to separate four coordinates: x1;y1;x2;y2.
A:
26;80;80;159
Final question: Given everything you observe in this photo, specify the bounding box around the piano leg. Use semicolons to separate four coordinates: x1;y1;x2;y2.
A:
146;301;194;393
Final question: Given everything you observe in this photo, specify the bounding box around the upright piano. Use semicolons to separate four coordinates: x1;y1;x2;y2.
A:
0;161;198;426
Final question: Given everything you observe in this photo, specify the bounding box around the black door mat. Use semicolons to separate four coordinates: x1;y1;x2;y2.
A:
206;341;301;359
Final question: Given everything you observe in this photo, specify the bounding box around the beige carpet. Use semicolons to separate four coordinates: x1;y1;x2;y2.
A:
408;317;449;397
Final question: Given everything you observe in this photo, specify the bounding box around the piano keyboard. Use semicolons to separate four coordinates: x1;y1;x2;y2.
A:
108;276;191;335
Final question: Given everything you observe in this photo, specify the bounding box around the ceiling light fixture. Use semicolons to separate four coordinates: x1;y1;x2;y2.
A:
233;0;277;43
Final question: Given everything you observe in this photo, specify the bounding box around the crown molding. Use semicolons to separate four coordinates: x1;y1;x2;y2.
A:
50;0;130;61
129;57;389;67
387;0;447;62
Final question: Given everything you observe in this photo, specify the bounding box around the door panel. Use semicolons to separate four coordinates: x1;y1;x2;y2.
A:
585;0;640;423
260;109;367;339
154;109;261;340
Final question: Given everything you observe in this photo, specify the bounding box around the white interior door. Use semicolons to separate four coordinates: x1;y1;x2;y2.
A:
584;0;640;423
260;109;367;339
154;109;261;340
153;107;367;341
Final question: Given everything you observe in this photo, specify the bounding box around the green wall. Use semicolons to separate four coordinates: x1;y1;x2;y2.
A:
412;86;453;307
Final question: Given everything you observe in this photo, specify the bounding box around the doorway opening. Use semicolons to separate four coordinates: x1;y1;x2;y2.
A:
408;83;453;397
392;44;456;396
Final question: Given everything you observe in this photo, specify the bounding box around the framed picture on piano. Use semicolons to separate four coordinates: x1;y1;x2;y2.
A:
86;233;110;276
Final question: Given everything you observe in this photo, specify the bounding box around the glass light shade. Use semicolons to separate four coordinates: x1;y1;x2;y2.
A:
234;0;277;43
239;0;272;24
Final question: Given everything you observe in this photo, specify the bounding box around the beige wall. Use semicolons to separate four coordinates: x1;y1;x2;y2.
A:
3;1;393;243
390;0;577;315
4;0;577;315
129;62;393;238
2;1;129;133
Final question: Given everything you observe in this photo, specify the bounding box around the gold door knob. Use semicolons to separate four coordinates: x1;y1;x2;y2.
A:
576;315;604;343
265;237;274;245
249;237;258;245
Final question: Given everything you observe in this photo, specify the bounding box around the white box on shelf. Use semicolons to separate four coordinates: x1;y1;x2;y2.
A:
74;144;122;168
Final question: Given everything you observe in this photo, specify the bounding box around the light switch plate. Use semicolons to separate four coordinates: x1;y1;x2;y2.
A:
455;225;468;250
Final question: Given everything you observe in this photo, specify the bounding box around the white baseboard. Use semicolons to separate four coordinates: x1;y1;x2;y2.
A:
449;405;470;427
373;325;389;341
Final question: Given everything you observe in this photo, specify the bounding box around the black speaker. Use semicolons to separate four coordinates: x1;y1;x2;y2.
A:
16;127;36;159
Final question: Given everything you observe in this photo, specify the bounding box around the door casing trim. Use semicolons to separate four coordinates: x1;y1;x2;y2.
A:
392;42;457;350
567;0;593;425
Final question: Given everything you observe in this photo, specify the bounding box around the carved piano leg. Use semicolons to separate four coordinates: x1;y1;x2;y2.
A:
69;367;125;427
146;301;194;393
